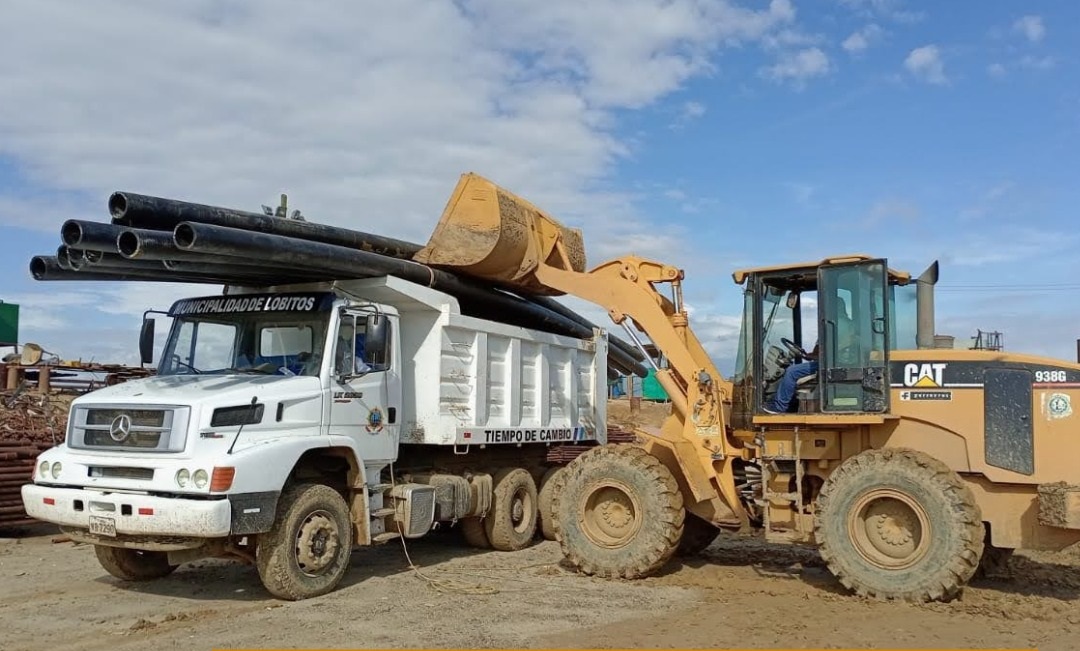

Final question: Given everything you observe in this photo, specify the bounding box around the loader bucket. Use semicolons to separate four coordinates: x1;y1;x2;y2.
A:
413;173;586;296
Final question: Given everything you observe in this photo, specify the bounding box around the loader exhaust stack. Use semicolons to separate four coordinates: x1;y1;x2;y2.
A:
916;259;939;350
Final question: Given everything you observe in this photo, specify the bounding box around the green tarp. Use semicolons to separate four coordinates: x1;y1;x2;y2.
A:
0;302;17;346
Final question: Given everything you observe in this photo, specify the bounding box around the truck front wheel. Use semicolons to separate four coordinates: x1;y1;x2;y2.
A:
255;483;354;601
554;444;684;578
95;546;178;581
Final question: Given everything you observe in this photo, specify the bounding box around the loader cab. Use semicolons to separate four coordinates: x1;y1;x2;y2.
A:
730;255;916;428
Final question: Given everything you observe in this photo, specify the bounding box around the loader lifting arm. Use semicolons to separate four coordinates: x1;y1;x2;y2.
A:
414;173;749;529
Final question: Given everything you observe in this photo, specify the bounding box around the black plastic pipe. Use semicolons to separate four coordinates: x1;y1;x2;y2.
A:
30;256;235;284
117;226;281;268
107;190;646;367
174;221;648;377
61;220;127;254
110;191;421;259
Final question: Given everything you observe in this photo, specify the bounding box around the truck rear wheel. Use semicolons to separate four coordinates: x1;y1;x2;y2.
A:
485;467;539;551
554;444;684;578
255;483;354;601
94;546;178;581
814;447;983;602
676;512;721;558
537;466;567;541
459;517;490;548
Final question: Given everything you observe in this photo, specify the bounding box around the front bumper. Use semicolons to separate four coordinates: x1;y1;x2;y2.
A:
22;484;231;544
1038;482;1080;530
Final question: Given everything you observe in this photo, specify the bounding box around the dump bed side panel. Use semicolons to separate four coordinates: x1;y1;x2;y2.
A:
402;311;606;446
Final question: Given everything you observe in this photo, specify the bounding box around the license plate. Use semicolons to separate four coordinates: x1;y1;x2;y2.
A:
89;515;116;537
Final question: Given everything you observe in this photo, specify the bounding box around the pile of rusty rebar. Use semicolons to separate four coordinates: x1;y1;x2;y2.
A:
0;388;68;530
545;425;638;464
0;440;53;528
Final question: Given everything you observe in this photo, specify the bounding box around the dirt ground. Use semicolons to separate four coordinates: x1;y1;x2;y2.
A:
4;399;1080;650
4;523;1080;651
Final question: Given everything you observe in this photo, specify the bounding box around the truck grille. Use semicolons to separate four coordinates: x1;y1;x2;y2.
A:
69;405;190;453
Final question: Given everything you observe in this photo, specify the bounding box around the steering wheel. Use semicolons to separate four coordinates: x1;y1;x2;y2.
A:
780;337;809;359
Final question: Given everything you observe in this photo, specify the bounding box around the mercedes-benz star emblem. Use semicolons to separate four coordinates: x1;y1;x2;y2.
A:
109;414;132;442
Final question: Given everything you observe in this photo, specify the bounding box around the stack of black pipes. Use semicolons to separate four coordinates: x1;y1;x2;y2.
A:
28;192;648;380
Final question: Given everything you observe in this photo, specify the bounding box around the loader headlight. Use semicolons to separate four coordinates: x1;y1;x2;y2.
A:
50;462;62;479
176;468;190;488
193;469;209;489
40;461;49;477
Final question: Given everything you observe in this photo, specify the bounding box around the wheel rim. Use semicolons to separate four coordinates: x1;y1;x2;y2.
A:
510;485;534;534
295;509;340;577
579;480;643;549
847;488;931;570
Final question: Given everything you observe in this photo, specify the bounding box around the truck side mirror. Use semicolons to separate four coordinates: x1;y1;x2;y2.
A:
139;317;156;366
786;292;800;309
364;314;389;367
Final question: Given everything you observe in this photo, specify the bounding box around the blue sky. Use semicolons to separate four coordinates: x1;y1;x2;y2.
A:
1;0;1078;374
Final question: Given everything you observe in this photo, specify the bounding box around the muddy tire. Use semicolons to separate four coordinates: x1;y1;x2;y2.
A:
484;467;539;551
553;444;684;578
537;466;567;541
255;483;353;601
460;517;490;548
676;512;721;558
95;546;178;581
815;447;983;602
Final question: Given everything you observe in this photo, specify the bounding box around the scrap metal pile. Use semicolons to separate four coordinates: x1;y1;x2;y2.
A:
0;387;67;529
27;187;648;379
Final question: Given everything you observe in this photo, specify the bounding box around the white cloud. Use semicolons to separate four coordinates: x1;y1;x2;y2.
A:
669;100;707;129
1019;55;1056;71
0;0;808;364
761;48;831;87
837;0;924;24
1013;15;1045;43
904;45;947;85
987;62;1007;78
842;24;883;53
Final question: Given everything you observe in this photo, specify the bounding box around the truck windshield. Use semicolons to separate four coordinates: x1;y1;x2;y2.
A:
159;314;330;377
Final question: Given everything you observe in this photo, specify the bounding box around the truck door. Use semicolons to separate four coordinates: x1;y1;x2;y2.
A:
817;259;890;413
327;312;399;462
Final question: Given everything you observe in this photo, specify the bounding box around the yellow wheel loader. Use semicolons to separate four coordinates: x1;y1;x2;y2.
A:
414;173;1080;602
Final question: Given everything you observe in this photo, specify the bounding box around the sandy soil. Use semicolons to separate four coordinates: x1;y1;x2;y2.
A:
4;399;1079;650
3;522;1080;651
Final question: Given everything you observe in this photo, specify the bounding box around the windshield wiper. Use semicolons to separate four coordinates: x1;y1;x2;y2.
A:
221;367;275;375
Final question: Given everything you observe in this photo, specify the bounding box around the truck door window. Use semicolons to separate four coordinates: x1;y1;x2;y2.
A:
335;315;392;377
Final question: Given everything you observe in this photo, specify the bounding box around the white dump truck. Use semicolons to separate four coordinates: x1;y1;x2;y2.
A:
22;275;609;599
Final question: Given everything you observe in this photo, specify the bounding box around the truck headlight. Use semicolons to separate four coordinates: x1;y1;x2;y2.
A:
40;461;49;477
176;469;190;488
50;462;62;479
193;469;209;489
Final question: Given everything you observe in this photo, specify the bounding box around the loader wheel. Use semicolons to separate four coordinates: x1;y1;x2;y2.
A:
554;444;684;578
95;546;178;581
537;466;567;541
460;517;491;548
676;512;721;558
815;447;983;603
255;483;354;601
485;467;539;551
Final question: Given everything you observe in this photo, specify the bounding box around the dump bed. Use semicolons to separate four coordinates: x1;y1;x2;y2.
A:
339;276;609;447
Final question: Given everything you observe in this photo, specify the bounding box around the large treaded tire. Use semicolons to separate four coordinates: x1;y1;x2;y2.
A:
676;512;721;558
460;517;490;548
537;466;567;541
95;546;178;581
485;467;539;551
255;483;354;601
553;444;684;579
814;447;983;603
